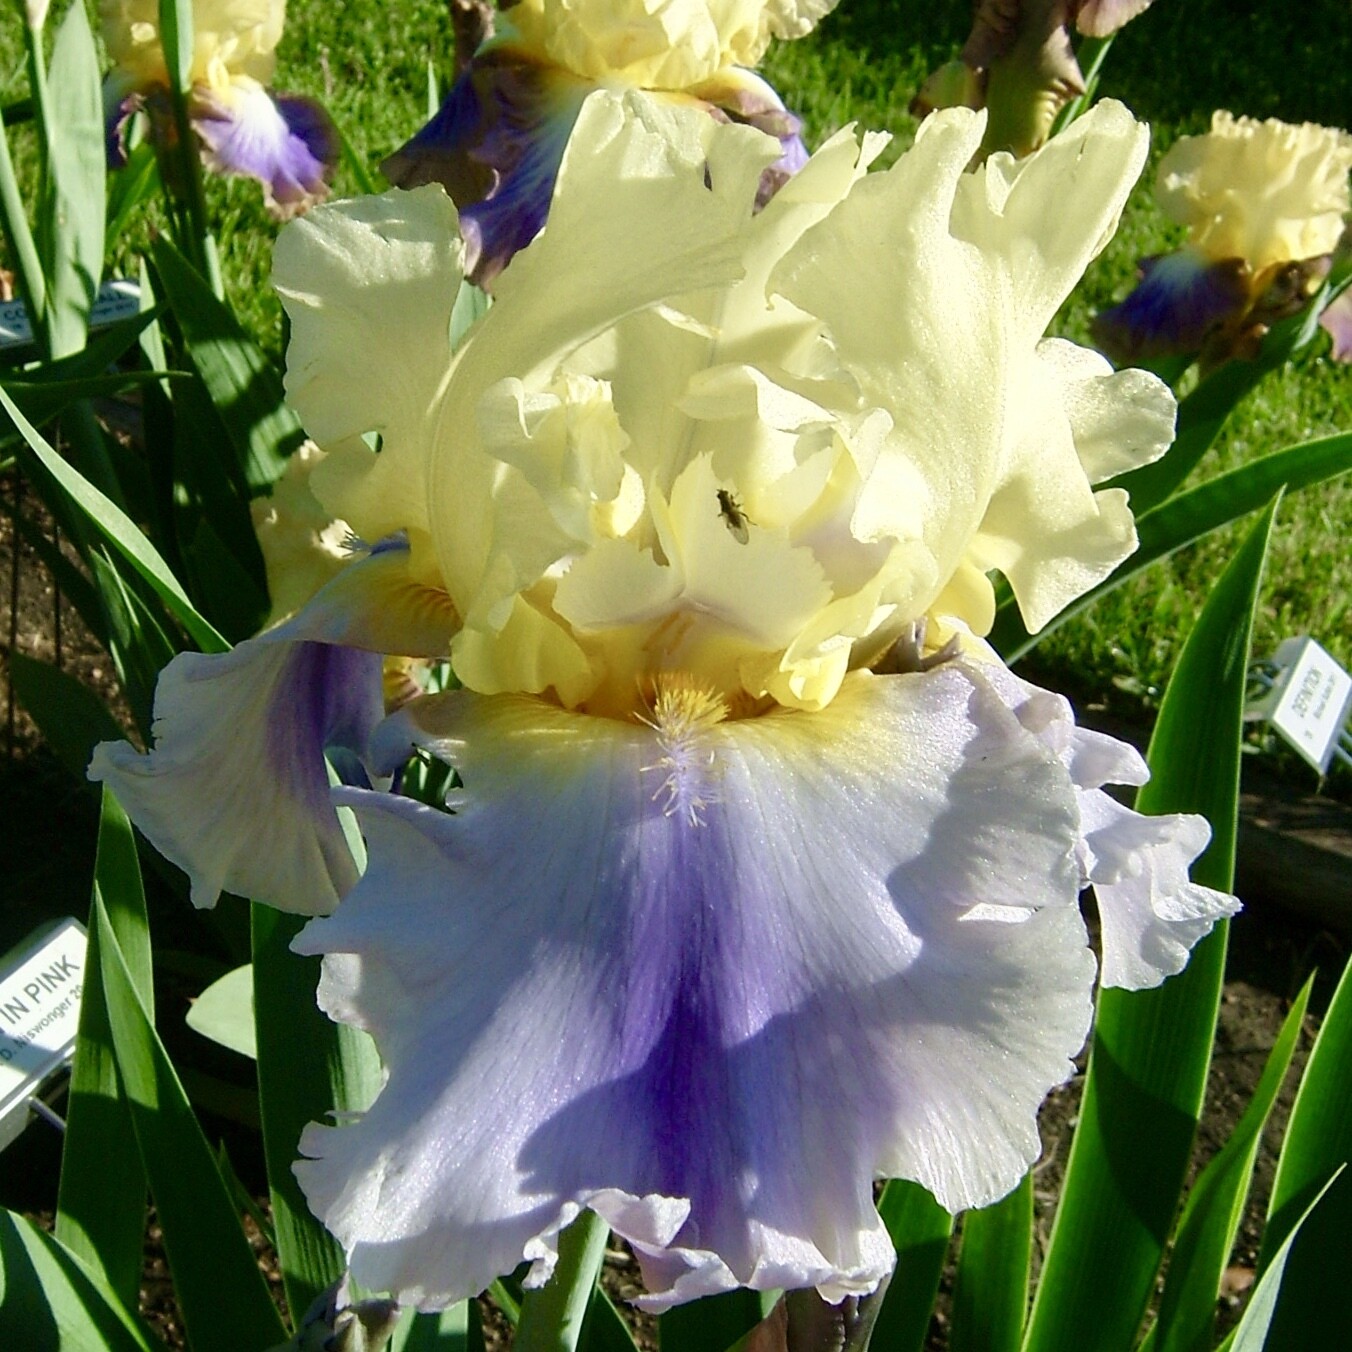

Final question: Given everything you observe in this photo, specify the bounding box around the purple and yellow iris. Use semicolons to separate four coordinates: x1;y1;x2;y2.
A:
382;0;829;285
100;0;337;217
92;94;1237;1311
1095;111;1352;367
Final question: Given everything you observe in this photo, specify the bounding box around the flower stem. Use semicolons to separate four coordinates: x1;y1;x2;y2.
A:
514;1210;610;1352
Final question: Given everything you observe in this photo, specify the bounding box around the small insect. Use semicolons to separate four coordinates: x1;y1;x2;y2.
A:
716;488;751;544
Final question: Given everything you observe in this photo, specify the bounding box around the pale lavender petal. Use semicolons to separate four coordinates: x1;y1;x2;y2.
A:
89;637;381;914
983;663;1241;990
193;81;337;218
88;546;456;915
1079;791;1239;989
293;667;1095;1311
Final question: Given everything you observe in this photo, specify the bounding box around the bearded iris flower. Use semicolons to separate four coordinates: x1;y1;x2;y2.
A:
91;93;1238;1309
1095;111;1352;367
100;0;337;217
382;0;830;285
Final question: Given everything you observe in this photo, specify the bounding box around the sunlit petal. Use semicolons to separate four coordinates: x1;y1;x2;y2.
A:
295;667;1093;1309
273;186;467;543
984;664;1241;989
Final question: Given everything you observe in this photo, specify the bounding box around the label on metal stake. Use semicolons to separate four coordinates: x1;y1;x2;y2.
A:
0;919;87;1151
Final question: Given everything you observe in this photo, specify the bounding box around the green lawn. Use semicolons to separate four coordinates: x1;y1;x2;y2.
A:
10;0;1352;778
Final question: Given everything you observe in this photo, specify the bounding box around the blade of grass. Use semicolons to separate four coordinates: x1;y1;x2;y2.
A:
1049;36;1114;134
1022;498;1280;1352
54;789;152;1308
0;372;184;440
95;873;287;1350
106;143;161;247
88;547;178;738
1146;976;1314;1352
391;1301;487;1352
1225;1168;1345;1352
659;1290;771;1352
949;1173;1032;1352
1255;953;1352;1348
869;1179;953;1352
0;1210;161;1350
0;303;159;380
0;384;227;654
7;653;124;780
579;1285;640;1352
43;0;105;358
517;1212;610;1352
0;105;47;350
151;237;304;493
6;505;106;642
156;0;220;293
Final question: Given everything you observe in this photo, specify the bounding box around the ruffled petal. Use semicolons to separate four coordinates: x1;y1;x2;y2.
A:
1092;249;1251;366
772;101;1163;637
983;664;1241;989
961;336;1173;632
192;79;337;218
1079;790;1240;989
89;638;381;914
87;546;458;914
507;0;838;87
429;88;781;614
273;185;466;543
293;665;1095;1310
100;0;285;89
1156;112;1352;271
946;99;1149;338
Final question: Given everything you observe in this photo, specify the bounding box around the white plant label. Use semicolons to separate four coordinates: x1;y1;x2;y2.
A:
0;279;141;348
0;919;87;1149
1269;637;1352;772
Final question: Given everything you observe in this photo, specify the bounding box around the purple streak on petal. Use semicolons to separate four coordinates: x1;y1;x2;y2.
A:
293;672;1095;1308
382;47;588;287
269;642;384;810
88;636;383;914
192;83;337;219
1092;248;1250;365
276;93;341;180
